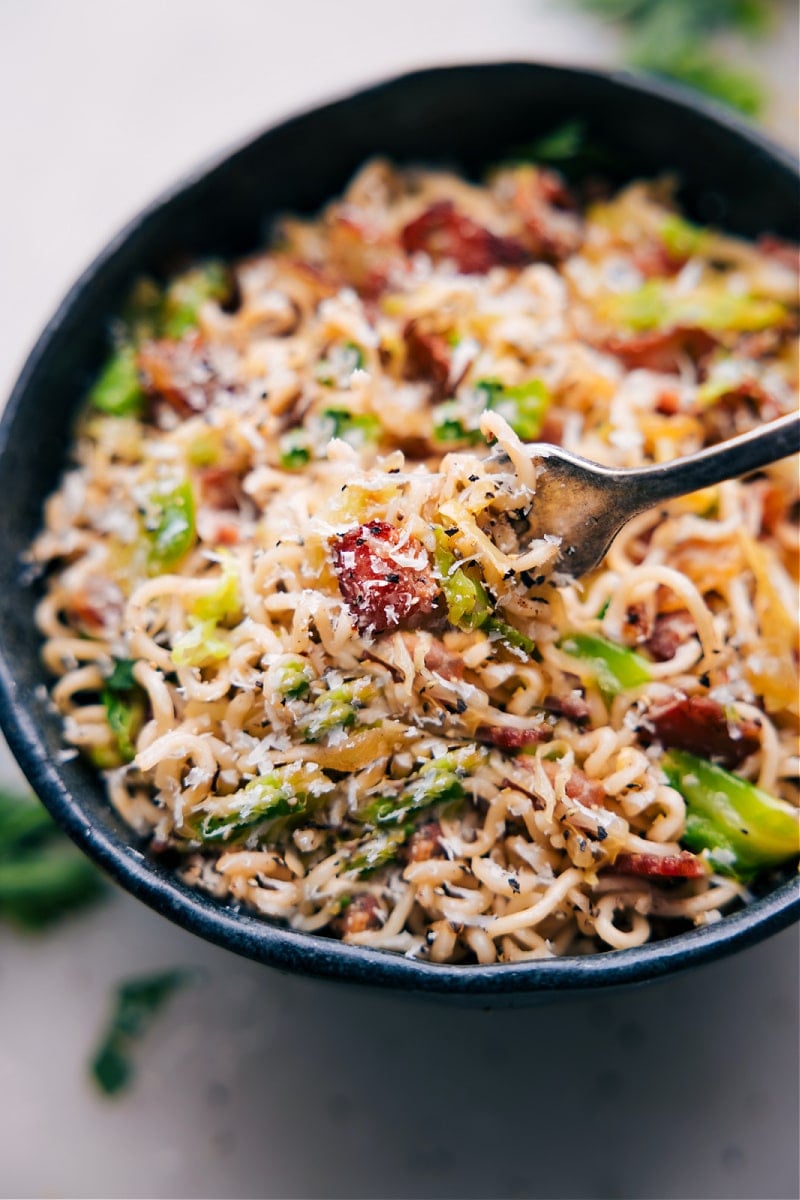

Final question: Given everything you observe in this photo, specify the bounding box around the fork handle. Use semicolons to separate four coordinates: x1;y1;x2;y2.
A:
614;410;800;507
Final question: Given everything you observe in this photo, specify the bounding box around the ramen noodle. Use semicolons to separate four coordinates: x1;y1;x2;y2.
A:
30;157;800;962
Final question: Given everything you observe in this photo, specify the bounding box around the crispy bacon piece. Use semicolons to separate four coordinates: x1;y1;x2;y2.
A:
507;167;582;262
285;258;340;302
530;168;575;210
539;760;606;808
669;538;743;594
612;851;707;879
749;478;788;535
632;241;684;279
213;525;241;547
392;435;436;461
705;379;778;415
331;521;439;635
423;640;465;680
397;633;465;680
502;776;545;810
644;694;761;768
196;467;247;546
563;767;605;808
738;328;786;360
65;575;125;638
196;513;242;547
477;723;553;750
541;692;591;723
403;821;446;863
603;326;716;374
403;320;453;401
400;200;531;275
524;214;582;264
623;602;650;643
537;408;566;446
138;334;217;418
325;209;398;300
699;379;781;446
330;894;383;937
757;235;800;273
395;633;465;681
360;270;392;304
510;761;605;810
644;610;697;662
198;466;241;511
655;389;682;416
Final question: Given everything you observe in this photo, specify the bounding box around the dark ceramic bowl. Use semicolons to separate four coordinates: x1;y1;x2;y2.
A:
1;63;798;1000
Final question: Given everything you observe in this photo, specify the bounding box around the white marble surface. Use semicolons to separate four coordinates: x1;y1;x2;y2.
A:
0;3;797;1198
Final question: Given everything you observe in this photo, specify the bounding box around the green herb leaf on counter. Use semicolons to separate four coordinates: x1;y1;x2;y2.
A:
0;789;105;929
638;46;765;118
91;970;193;1097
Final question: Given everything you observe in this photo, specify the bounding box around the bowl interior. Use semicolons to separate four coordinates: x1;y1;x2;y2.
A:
0;63;797;997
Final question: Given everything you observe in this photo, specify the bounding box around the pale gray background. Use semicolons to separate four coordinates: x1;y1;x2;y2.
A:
0;3;798;1198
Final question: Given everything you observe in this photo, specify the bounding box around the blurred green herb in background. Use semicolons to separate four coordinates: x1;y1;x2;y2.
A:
0;787;105;928
92;970;194;1096
1;786;197;1098
575;0;775;116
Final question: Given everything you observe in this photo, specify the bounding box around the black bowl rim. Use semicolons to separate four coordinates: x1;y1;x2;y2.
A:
1;61;798;996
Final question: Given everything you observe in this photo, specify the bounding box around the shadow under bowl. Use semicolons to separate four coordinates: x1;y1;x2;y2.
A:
0;62;798;1002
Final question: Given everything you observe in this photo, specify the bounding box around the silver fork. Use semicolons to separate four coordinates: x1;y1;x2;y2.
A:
518;411;800;577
